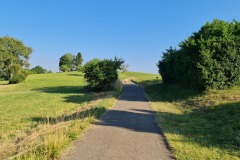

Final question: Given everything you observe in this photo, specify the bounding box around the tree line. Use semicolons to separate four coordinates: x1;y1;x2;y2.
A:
158;19;240;90
0;36;124;91
59;52;83;72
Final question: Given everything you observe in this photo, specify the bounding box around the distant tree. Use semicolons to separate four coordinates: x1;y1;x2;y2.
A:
60;65;70;72
0;36;32;83
83;57;124;91
59;54;72;72
75;52;83;71
119;64;129;73
31;66;47;74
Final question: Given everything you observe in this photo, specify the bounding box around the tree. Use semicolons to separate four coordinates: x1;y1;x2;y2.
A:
119;64;129;73
157;19;240;90
83;57;124;91
59;54;72;72
75;52;83;71
0;36;32;82
31;66;47;74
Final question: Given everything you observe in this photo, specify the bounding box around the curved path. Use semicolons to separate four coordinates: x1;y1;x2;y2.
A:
62;83;172;160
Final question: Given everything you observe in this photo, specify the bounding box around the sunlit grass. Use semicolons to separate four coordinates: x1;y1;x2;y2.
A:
0;80;8;85
122;72;240;159
118;71;159;82
145;84;240;160
0;72;120;159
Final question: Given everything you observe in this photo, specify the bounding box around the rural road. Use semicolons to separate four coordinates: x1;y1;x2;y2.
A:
62;82;172;160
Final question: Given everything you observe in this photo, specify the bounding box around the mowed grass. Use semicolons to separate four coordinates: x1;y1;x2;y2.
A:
0;81;8;85
121;72;240;160
0;72;119;159
0;72;91;141
118;71;159;82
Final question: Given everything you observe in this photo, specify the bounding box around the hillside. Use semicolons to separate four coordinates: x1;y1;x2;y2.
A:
0;72;119;159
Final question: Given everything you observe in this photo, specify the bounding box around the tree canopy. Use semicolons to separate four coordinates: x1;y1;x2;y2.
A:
75;52;83;71
59;54;73;72
59;52;83;72
0;36;32;82
158;19;240;90
31;65;47;74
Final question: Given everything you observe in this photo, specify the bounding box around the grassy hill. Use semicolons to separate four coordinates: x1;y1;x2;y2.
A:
0;72;119;159
121;72;240;160
1;71;239;159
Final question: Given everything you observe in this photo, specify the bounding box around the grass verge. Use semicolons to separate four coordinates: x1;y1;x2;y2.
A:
120;72;240;159
145;83;240;160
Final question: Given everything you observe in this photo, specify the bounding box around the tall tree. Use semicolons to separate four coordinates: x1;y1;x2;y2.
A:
0;36;32;80
75;52;83;71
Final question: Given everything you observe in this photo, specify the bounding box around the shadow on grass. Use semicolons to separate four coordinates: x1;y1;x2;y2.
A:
144;82;203;102
33;86;87;94
33;86;94;104
31;105;107;124
144;82;240;155
66;73;84;77
157;102;240;153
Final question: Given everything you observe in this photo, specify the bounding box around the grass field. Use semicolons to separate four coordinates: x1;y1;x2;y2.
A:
1;71;239;159
0;81;8;85
0;72;119;159
118;71;159;83
121;72;240;160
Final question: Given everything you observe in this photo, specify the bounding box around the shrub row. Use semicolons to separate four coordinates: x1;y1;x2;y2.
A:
158;19;240;90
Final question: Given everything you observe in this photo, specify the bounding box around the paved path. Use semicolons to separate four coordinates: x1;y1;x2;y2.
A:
62;83;172;160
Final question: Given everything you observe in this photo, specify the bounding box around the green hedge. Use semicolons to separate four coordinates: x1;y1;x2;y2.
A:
158;19;240;90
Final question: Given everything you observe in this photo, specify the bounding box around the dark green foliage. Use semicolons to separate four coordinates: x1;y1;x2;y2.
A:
83;57;124;91
31;66;47;74
59;52;84;72
59;54;72;72
9;71;27;84
158;19;240;90
0;36;32;81
74;52;83;71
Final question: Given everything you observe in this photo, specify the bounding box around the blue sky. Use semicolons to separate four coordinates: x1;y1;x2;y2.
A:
0;0;239;73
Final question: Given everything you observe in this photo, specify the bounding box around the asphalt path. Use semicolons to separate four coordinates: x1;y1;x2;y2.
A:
62;83;172;160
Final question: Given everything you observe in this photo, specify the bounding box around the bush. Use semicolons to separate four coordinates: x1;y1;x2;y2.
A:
9;73;27;84
83;58;124;91
59;65;70;72
158;19;240;90
31;66;47;74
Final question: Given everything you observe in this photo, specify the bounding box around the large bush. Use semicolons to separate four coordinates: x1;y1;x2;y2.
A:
158;19;240;90
83;58;124;91
9;73;27;84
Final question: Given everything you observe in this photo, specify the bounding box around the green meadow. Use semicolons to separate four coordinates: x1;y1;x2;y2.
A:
0;72;119;159
1;71;239;159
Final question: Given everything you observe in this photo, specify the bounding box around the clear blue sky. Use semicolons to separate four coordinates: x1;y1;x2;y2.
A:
0;0;239;73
